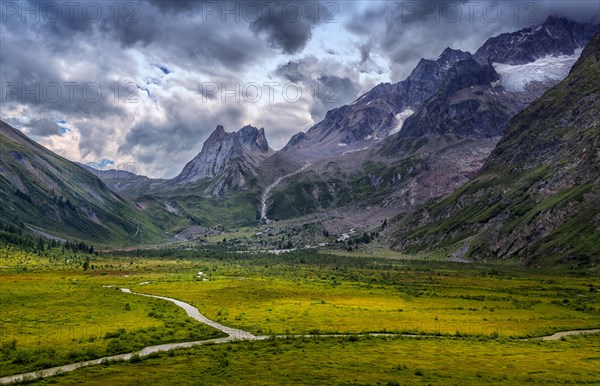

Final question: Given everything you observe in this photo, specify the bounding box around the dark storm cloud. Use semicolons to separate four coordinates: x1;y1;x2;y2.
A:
0;38;132;121
249;1;324;54
0;1;268;70
146;0;204;13
8;0;324;61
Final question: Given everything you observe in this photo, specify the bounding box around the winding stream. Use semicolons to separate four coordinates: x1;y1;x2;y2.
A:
1;288;598;384
118;288;256;340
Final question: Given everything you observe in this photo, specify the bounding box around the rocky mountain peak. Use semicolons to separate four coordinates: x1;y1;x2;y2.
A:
237;125;270;152
172;125;274;195
543;14;583;29
439;47;470;62
407;48;472;83
474;15;599;65
281;47;480;158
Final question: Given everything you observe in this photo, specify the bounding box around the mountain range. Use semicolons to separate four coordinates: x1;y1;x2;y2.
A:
0;15;598;264
392;30;600;266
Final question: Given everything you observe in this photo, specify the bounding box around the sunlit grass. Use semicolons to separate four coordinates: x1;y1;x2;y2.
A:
0;270;224;376
29;334;600;385
1;249;598;381
139;273;599;337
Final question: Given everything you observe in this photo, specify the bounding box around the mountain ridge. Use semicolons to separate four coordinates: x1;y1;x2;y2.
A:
391;31;600;265
0;121;164;245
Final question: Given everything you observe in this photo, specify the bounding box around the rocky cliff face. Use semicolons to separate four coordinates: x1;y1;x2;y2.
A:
392;32;600;266
173;125;274;196
379;53;503;156
283;48;479;158
474;15;598;65
263;17;598;224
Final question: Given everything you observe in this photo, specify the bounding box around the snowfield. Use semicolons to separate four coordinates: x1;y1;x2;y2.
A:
493;49;582;92
389;109;415;136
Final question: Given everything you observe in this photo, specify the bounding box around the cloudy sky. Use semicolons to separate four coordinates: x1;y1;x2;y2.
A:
1;0;598;178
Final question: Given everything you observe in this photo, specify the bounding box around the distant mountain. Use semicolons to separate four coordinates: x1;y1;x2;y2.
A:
172;125;274;196
0;121;163;244
82;125;275;231
80;164;165;199
260;16;597;224
282;16;598;163
56;16;599;234
391;31;600;266
282;48;476;158
474;15;598;65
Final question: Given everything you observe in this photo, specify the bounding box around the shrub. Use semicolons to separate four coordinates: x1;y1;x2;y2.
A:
129;354;142;363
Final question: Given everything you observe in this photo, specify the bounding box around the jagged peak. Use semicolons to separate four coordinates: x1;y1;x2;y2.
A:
204;124;271;153
474;15;598;65
407;47;472;82
239;124;258;131
439;47;468;59
203;125;229;144
544;14;571;26
236;125;270;152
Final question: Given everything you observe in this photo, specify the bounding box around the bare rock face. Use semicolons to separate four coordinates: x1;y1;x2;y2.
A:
173;125;274;196
282;17;598;163
474;15;599;65
283;48;478;158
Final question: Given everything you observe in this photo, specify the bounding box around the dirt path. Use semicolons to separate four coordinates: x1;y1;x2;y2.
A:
1;288;598;384
538;329;600;341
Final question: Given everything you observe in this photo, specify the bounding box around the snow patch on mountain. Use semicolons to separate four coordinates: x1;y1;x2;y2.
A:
389;109;415;136
493;49;582;92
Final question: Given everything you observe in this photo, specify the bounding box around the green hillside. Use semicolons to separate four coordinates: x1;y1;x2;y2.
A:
0;121;164;245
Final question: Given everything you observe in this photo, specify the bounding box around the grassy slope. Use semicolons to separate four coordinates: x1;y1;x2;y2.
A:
137;185;262;229
392;32;600;266
0;121;164;245
267;154;430;221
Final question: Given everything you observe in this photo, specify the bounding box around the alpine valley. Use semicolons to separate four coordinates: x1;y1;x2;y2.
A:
2;6;600;386
1;16;598;267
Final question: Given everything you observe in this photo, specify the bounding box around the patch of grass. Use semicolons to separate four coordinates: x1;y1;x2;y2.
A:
0;270;224;377
28;335;600;385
